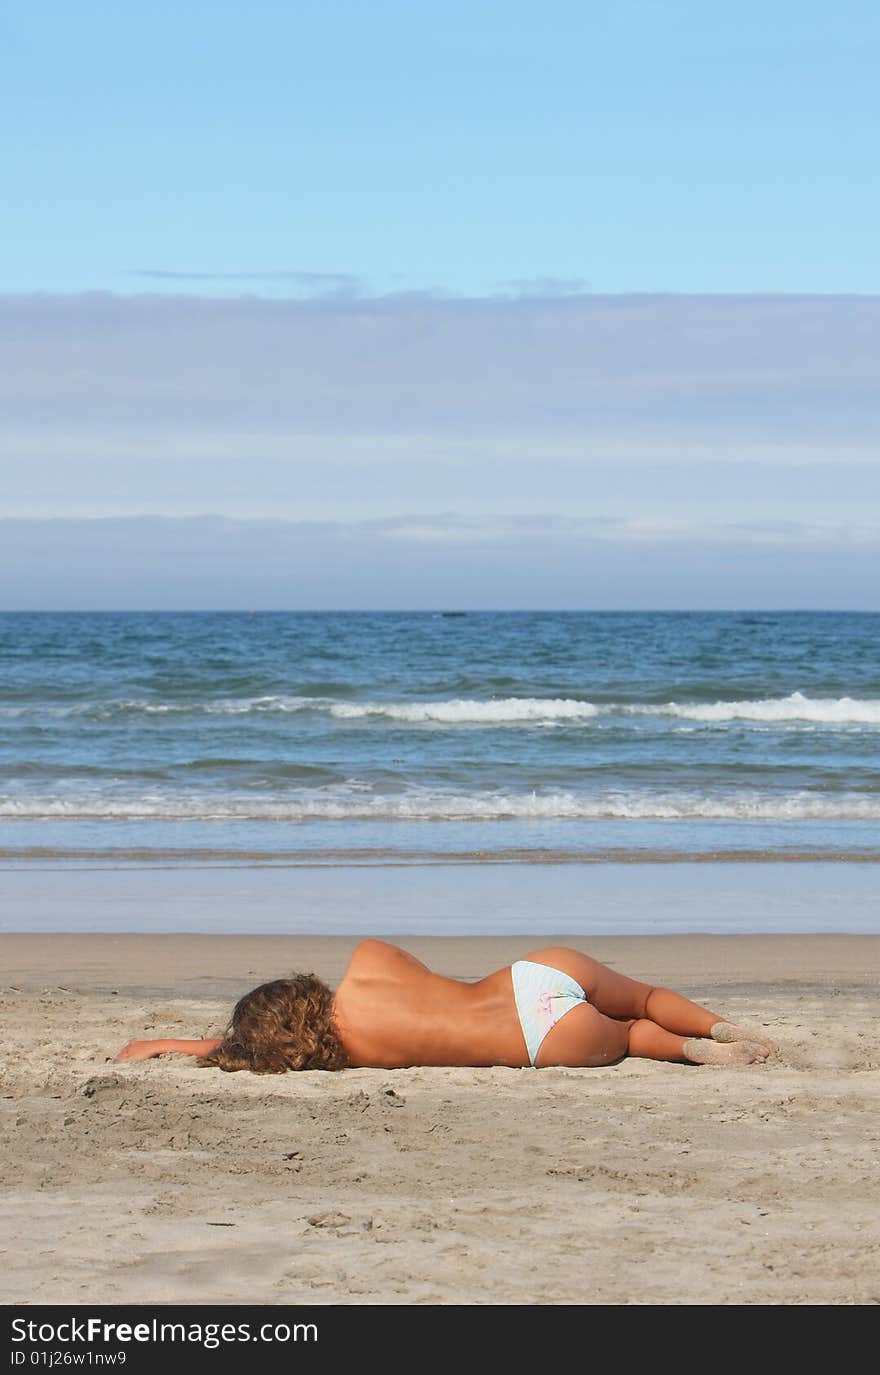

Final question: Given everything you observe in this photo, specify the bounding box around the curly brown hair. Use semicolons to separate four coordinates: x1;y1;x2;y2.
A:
198;974;349;1073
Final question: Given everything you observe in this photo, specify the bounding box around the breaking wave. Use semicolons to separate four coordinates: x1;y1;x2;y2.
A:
627;691;880;725
3;691;878;726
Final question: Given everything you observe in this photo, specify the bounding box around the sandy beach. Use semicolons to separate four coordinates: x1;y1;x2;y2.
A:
2;930;878;1306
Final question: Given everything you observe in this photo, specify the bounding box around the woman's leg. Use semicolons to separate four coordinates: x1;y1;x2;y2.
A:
611;980;776;1053
523;947;776;1059
626;1018;770;1064
537;1004;770;1066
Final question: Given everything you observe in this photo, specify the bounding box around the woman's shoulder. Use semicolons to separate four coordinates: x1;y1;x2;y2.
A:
344;939;431;978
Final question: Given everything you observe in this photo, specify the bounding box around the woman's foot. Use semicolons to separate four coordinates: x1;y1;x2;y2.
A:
683;1037;771;1065
711;1021;777;1054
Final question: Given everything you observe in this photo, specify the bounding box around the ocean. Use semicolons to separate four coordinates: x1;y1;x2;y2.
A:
1;610;878;865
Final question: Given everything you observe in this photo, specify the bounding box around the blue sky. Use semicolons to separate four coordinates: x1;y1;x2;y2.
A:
2;2;879;607
5;0;880;296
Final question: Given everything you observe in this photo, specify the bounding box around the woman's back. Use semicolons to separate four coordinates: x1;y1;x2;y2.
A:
332;939;529;1068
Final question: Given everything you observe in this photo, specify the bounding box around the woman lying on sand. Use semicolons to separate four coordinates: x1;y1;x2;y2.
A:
116;940;775;1072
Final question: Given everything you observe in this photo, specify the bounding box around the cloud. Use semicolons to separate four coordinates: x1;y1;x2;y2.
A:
1;514;877;610
2;292;877;443
131;270;363;297
0;291;877;609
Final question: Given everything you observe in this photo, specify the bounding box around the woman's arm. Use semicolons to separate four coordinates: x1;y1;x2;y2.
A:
116;1038;223;1061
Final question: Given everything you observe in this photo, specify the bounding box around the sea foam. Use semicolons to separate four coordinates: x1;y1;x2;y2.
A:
4;691;879;727
328;697;600;723
3;789;879;821
629;691;880;724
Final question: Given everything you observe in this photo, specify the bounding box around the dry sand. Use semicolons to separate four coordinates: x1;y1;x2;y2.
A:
1;933;879;1306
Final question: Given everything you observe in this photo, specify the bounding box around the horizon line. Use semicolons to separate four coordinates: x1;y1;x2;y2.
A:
2;608;877;617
